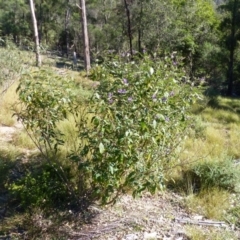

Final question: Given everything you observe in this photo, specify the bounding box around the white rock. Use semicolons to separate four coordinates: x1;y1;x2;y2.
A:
193;215;204;220
143;232;157;239
124;233;138;240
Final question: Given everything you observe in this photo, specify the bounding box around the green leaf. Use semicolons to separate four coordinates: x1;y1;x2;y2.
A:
149;67;154;75
153;120;157;129
109;165;114;174
99;142;105;154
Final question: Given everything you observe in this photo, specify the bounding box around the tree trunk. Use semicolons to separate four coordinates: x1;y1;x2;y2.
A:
38;0;43;43
29;0;42;67
65;0;70;58
79;0;91;72
137;0;143;55
227;0;237;96
123;0;133;58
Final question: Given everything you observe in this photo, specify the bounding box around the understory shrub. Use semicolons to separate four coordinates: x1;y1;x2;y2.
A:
182;158;240;194
14;69;80;209
0;46;28;93
15;69;76;158
71;55;198;204
9;162;73;209
15;55;197;207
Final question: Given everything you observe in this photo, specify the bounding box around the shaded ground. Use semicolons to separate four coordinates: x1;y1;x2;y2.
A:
9;192;237;240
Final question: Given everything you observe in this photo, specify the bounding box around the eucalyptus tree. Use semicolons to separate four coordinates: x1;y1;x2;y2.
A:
79;0;91;71
29;0;42;67
85;0;122;53
123;0;133;57
219;0;240;95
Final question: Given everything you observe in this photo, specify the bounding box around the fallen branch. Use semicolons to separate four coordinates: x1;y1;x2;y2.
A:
175;217;228;228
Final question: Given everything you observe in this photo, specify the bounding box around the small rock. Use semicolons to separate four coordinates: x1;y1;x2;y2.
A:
124;233;138;240
163;236;172;240
193;215;203;220
144;232;157;239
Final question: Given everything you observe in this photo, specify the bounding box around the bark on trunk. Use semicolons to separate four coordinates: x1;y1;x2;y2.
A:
123;0;133;58
227;0;237;96
79;0;91;72
65;0;70;58
137;0;143;55
29;0;42;67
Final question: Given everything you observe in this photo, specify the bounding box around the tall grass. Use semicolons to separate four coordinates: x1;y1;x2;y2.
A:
0;46;34;126
185;188;230;220
56;114;81;157
0;81;19;126
0;46;33;88
178;97;240;164
11;130;36;150
167;96;240;221
186;225;238;240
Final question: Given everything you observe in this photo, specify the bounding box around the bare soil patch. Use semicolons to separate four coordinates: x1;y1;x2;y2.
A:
55;192;240;240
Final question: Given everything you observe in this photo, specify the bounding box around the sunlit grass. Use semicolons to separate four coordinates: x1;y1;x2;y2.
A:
228;123;240;158
57;114;81;156
11;130;36;150
202;107;240;124
185;188;230;220
0;81;19;126
0;143;21;161
56;107;94;160
179;97;240;164
216;97;240;113
185;225;238;240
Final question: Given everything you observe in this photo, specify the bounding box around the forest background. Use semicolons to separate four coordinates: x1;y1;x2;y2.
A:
1;0;240;95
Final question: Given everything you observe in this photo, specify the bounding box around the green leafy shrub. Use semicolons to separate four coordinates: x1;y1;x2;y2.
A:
182;158;240;193
71;55;197;204
15;56;197;206
9;162;73;209
15;69;76;157
0;46;29;90
14;69;80;208
0;159;14;191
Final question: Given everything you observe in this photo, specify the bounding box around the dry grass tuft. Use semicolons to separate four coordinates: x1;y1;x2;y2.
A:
0;143;21;161
179;97;240;165
0;81;20;126
11;130;36;150
185;225;238;240
185;188;230;220
56;114;81;156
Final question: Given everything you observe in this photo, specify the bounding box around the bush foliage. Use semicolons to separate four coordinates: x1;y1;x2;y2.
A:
10;162;73;209
181;158;240;194
72;55;197;204
15;56;197;206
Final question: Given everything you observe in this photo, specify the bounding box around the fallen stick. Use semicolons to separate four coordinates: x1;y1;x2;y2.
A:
174;217;228;228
